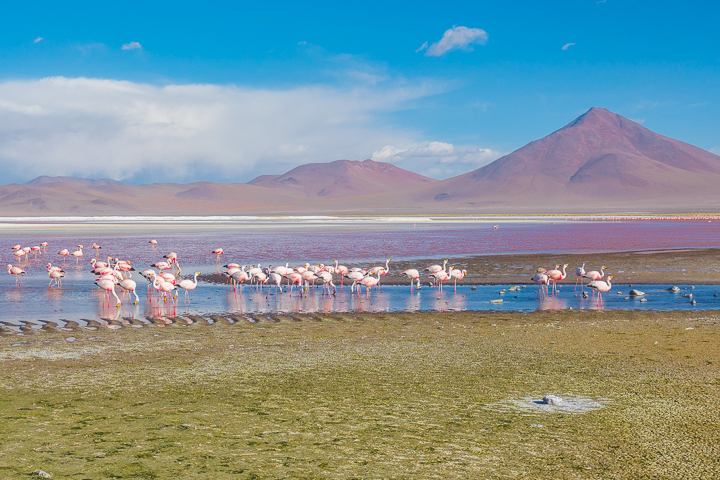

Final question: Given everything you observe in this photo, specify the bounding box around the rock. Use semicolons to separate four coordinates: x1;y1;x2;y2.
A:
65;337;76;342
33;470;53;478
629;289;645;297
682;293;693;298
668;286;681;292
542;395;563;406
582;292;589;298
691;300;697;305
471;286;477;291
640;298;648;302
490;299;503;304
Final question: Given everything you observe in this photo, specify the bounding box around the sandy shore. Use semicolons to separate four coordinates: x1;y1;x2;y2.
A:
1;310;719;478
204;247;720;286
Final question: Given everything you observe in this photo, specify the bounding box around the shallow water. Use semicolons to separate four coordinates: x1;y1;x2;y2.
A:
1;272;717;327
2;218;719;324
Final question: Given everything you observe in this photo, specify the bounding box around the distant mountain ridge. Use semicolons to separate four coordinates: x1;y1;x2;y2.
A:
5;108;720;215
25;176;127;187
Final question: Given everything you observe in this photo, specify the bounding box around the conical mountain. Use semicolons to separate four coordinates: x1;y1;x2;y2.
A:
418;107;720;211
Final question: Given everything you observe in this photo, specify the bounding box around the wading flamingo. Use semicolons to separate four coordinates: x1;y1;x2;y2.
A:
587;275;613;309
7;264;26;285
96;278;122;307
176;272;200;303
360;272;381;297
211;248;224;262
118;273;140;304
575;263;586;291
401;269;421;291
531;272;550;298
448;267;467;292
70;246;83;264
545;264;568;296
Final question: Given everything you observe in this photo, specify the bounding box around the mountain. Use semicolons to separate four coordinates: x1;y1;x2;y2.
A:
2;108;720;215
248;159;436;198
414;107;720;212
25;176;128;187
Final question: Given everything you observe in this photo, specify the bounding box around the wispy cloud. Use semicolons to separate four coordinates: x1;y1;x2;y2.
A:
0;76;445;183
710;147;720;155
415;41;428;53
33;37;44;43
372;141;501;178
630;118;646;124
561;43;575;50
422;26;488;57
121;41;142;50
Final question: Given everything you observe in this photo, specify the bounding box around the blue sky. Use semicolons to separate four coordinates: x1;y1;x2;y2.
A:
1;0;719;184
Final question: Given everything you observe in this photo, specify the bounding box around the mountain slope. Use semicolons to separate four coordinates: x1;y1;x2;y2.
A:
248;159;436;198
416;107;720;211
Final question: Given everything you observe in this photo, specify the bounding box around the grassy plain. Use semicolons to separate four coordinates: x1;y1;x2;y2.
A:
1;310;720;479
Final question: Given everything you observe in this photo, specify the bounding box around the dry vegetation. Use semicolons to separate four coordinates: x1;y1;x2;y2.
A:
1;310;720;478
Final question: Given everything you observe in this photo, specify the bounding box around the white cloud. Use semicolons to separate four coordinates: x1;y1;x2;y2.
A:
710;147;720;155
0;76;444;183
121;41;142;50
561;43;575;50
630;117;645;124
372;141;502;178
423;26;488;57
34;37;44;43
415;41;428;53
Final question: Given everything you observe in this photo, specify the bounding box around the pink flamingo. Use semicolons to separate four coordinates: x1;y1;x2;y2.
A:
149;239;158;246
401;269;421;291
268;272;284;297
211;248;224;262
57;248;69;264
575;263;586;291
582;266;606;296
545;264;568;296
7;264;26;285
587;275;613;309
176;272;200;303
334;260;349;289
360;272;381;297
448;267;467;292
531;272;550;298
96;278;122;307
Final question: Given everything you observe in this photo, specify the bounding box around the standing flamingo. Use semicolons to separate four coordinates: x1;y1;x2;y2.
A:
582;266;606;296
531;272;550;298
401;269;421;291
118;273;140;304
149;239;158;247
575;262;586;291
317;271;336;295
334;260;349;289
448;267;467;292
176;272;201;303
70;245;83;264
545;264;568;296
587;275;613;309
360;272;381;297
6;264;26;285
211;248;224;262
96;278;122;307
268;272;284;297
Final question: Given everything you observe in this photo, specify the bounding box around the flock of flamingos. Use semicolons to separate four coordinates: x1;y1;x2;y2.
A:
5;240;615;309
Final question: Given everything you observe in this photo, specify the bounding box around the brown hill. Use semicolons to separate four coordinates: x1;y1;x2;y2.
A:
413;107;720;212
248;159;436;198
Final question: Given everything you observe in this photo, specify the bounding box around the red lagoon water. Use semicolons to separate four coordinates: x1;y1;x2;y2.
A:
2;219;718;268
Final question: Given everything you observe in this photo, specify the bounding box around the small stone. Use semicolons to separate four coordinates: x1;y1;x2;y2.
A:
471;286;477;290
490;299;503;304
691;300;697;305
542;395;563;406
629;289;645;297
582;292;589;298
33;470;53;478
640;298;648;302
65;337;76;342
668;286;681;292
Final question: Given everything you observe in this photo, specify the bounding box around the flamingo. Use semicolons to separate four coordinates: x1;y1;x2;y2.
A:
70;245;83;264
13;249;26;262
587;275;613;309
273;263;291;276
118;274;140;304
149;239;158;246
285;272;303;296
176;272;201;303
96;278;122;307
401;269;421;291
370;258;390;288
426;259;449;286
360;272;381;297
334;260;349;289
40;242;48;251
149;273;177;302
151;261;173;271
300;270;317;290
11;244;21;251
6;264;26;285
582;266;606;296
48;269;65;288
545;264;568;296
268;272;284;297
211;248;224;262
575;263;586;291
531;272;550;298
92;243;102;257
317;271;336;295
431;268;450;293
344;271;365;295
448;267;467;292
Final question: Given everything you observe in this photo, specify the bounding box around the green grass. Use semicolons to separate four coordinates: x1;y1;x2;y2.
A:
1;311;720;478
